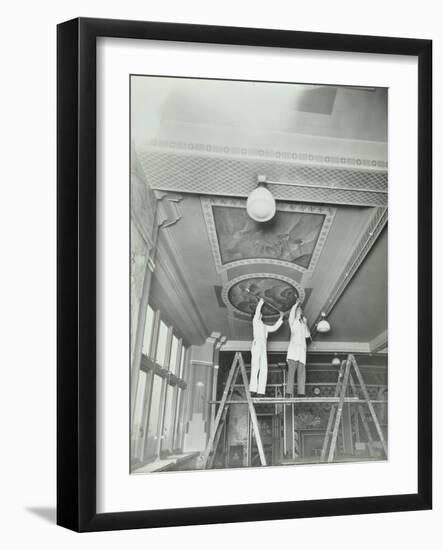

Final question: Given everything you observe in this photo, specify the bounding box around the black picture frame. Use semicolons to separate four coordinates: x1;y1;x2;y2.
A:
57;17;432;532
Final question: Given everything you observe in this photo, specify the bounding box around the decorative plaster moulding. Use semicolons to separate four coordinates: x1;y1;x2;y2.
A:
147;138;388;172
138;147;388;207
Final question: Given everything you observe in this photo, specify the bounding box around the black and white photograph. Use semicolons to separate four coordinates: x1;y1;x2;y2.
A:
0;0;436;543
130;76;388;474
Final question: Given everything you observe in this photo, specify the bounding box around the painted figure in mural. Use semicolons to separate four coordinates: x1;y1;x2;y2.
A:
229;278;298;317
286;299;311;396
214;207;324;268
249;298;284;395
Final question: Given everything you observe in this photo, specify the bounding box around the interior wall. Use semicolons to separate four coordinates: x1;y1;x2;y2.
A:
130;153;161;419
148;227;209;346
183;335;224;452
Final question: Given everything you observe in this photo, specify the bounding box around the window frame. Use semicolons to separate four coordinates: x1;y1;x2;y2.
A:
132;308;190;467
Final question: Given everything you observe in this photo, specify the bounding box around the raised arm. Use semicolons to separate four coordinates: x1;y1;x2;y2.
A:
253;298;264;321
266;313;284;333
289;299;300;326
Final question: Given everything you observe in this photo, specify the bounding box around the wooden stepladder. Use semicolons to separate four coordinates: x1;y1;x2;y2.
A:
201;352;266;468
321;354;388;462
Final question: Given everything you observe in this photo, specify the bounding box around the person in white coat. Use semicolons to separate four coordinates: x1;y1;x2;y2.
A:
286;299;310;396
249;298;284;395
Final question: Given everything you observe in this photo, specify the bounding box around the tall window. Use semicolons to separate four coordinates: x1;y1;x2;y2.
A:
174;347;188;449
178;348;185;378
169;336;179;375
162;337;180;453
155;320;168;367
145;374;163;458
142;305;154;356
133;308;189;465
131;370;147;460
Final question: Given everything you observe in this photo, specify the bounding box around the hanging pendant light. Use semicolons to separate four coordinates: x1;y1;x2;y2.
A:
317;311;331;333
246;175;276;222
331;355;341;367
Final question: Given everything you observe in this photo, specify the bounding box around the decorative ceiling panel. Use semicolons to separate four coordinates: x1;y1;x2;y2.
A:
138;150;388;207
202;197;336;275
222;274;305;320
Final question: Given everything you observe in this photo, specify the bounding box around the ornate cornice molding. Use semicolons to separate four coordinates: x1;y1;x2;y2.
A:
138;150;388;207
156;192;183;229
148;138;388;171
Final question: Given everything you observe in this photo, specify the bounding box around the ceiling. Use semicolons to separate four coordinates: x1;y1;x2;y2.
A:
132;76;388;353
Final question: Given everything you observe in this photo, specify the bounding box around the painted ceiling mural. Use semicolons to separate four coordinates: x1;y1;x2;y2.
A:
201;197;336;275
213;206;324;268
200;197;336;322
225;275;304;319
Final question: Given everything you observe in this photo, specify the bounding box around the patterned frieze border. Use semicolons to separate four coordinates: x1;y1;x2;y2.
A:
138;150;388;207
148;139;388;171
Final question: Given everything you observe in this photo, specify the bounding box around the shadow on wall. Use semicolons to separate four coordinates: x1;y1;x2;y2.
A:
25;507;56;524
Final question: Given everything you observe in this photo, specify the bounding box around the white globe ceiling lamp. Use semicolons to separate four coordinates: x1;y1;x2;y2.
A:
331;355;341;367
317;311;331;333
246;175;276;222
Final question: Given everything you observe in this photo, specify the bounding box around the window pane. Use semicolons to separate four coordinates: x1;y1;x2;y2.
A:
169;336;179;374
162;385;175;453
145;375;163;458
174;387;184;450
178;346;185;378
142;305;154;356
181;348;188;381
155;321;168;367
131;370;147;460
